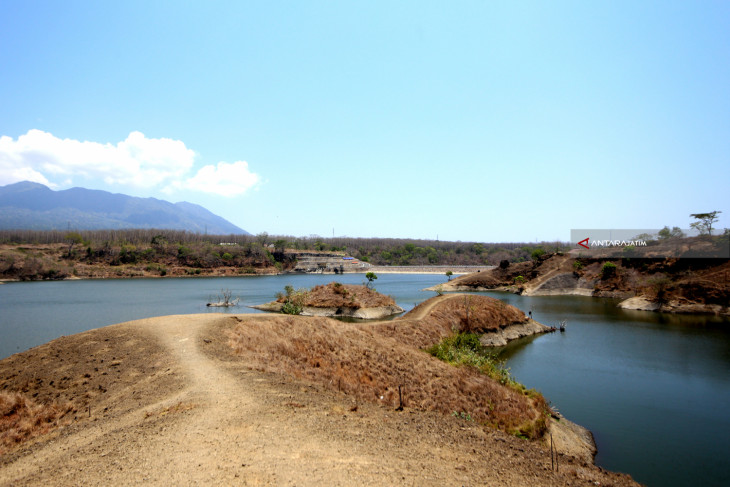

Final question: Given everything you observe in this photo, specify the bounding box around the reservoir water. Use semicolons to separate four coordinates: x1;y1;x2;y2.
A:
1;274;728;487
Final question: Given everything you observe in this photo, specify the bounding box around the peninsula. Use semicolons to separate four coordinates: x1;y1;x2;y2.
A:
0;295;638;486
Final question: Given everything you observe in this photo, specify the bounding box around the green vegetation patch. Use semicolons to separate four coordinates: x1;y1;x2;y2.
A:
427;333;522;390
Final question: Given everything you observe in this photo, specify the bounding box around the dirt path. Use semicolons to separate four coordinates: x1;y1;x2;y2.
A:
398;294;450;321
1;315;372;485
1;314;639;486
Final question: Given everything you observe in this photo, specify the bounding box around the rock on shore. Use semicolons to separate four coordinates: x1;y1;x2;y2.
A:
479;319;553;347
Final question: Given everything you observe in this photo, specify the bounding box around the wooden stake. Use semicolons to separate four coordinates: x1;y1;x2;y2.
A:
550;433;553;471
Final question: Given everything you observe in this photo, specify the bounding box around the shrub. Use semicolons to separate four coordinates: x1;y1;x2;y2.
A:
281;300;303;315
427;333;518;388
119;245;138;264
531;248;545;261
177;245;192;258
600;262;617;279
279;286;309;315
648;276;672;304
332;282;348;296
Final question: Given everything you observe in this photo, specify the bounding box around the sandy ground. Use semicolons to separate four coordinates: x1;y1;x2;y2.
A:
0;314;639;486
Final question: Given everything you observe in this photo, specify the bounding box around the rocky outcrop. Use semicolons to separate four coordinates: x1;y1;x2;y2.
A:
617;296;660;311
479;320;553;347
523;272;596;296
547;413;597;465
618;296;729;315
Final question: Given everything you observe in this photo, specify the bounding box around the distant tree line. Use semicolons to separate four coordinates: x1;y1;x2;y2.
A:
0;229;291;280
0;229;572;272
249;235;569;266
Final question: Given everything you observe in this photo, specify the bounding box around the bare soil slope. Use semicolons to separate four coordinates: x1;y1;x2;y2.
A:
1;307;639;486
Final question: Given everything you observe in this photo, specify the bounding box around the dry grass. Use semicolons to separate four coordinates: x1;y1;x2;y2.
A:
367;294;528;350
277;282;396;309
453;261;535;288
144;402;197;419
226;295;547;439
0;392;73;455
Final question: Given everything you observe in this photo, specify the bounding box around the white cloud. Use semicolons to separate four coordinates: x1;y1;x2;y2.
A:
171;161;260;197
0;130;260;197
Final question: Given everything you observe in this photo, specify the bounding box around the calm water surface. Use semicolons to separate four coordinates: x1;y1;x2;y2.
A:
1;275;728;487
486;292;730;487
0;274;443;358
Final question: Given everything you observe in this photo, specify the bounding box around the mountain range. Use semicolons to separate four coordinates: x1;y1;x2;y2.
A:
0;181;249;234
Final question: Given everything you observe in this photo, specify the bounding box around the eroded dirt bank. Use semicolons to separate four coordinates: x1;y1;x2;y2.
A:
434;252;730;316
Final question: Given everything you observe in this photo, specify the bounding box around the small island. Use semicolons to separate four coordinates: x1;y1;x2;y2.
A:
251;281;405;319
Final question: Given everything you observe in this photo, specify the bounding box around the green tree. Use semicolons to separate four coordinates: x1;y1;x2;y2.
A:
365;271;377;289
446;270;453;281
273;239;288;253
657;226;685;240
690;211;721;236
64;232;85;256
531;248;545;261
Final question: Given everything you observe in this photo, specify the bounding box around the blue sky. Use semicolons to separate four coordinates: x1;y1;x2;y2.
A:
1;1;728;242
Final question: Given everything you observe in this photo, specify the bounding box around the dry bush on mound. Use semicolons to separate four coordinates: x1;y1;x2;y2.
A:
0;392;73;455
419;295;527;333
226;310;546;439
278;283;396;309
367;295;528;349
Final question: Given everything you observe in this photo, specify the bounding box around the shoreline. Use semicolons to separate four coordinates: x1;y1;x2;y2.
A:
0;266;489;282
428;284;729;317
